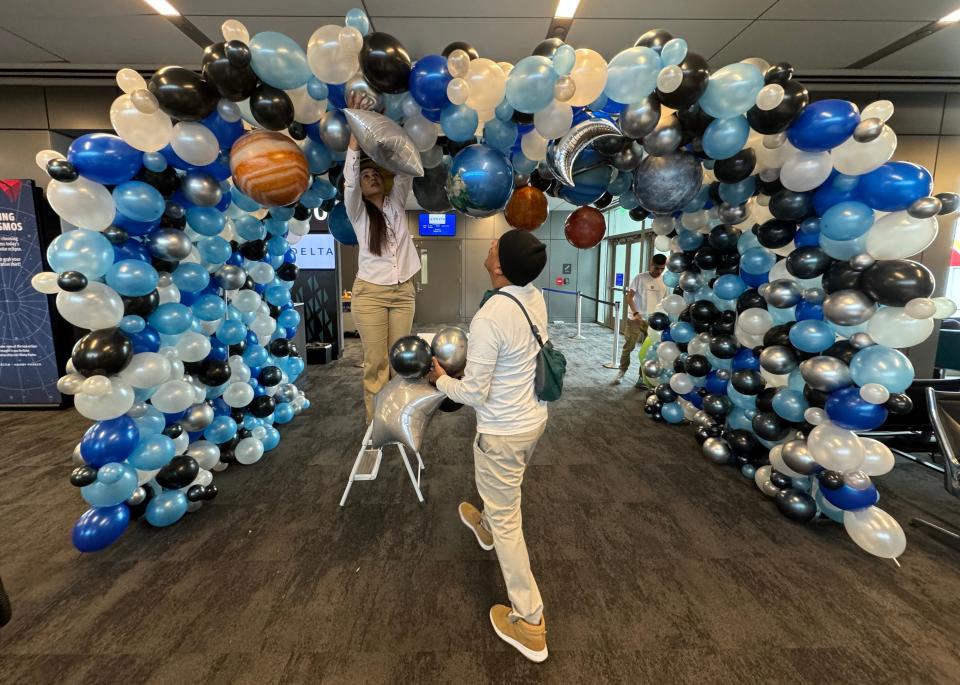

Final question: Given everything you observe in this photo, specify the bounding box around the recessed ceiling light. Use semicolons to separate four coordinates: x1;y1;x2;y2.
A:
939;7;960;22
555;0;581;19
144;0;180;16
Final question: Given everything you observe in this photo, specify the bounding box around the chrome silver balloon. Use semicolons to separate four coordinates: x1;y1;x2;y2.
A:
126;487;148;506
72;443;85;467
823;289;876;326
127;401;150;419
277;383;297;403
215;264;247;290
157;272;173;288
611;141;643;171
390;335;433;378
774;488;817;522
642;359;663;378
679;270;704;292
146;228;193;261
908;196;942;220
800;355;853;393
764;279;803;308
759;478;781;498
844;469;873;490
180;402;215;432
547;116;623;187
759;345;798;375
619;95;661;140
431;326;468;376
803;287;826;304
642;114;682;157
781;439;820;475
718;203;748;225
702;437;732;465
344;74;384;112
692;410;716;429
853;117;884;143
849;332;875;349
343;108;424;177
369;375;447;453
849;253;876;271
182;171;223;207
318;109;351;152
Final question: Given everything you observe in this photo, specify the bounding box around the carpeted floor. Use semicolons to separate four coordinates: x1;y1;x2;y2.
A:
2;323;960;684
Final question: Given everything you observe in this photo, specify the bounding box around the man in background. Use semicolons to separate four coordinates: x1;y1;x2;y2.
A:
613;253;667;388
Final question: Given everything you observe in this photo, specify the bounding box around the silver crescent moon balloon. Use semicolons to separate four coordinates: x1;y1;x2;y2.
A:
343;108;424;177
799;355;853;393
369;376;447;454
822;289;876;326
548;116;623;187
619;95;661;140
431;327;468;376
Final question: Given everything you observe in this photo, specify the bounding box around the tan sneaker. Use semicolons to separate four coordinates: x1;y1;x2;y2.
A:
458;502;494;551
489;604;548;663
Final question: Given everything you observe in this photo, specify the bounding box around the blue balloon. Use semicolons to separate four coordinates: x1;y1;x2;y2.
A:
826;386;888;430
47;229;115;278
603;47;660;103
273;402;296;424
105;259;158;297
661;401;684;424
740;246;776;275
198;236;233;265
704;370;729;394
739;270;769;288
703;116;750;160
819;233;866;260
145;491;189;527
80;417;140;468
670;322;695;344
307;77;329;101
193;294;227;321
813;176;860;215
234;214;266;242
149;303;193;335
732;348;760;371
216;319;247;345
506;56;557;113
795;300;823;321
607;170;633;196
248;31;311;90
558;149;614;206
231;185;262;212
698;63;764;119
719;176;757;207
820;201;874;240
173;263;210;293
186;206;226;236
80;462;139;508
447;144;514;217
262;426;281;450
713;274;747;300
441;104;479;142
819;475;879;511
72;504;130;552
552;44;576;75
142;151;167;173
849;345;914;393
346;7;371;35
201;111;244;149
205;416;238;443
772;388;808;422
660;38;688;66
302;137;333;174
127;325;161;354
113;181;165;222
127;434;176;470
113;212;160;236
677;230;703;251
788;320;836;353
328;202;358;245
793;228;820;248
786;99;859;152
120;315;146;334
858;161;933;211
409;54;452;110
68;133;142;185
483;117;519;152
510;150;537;175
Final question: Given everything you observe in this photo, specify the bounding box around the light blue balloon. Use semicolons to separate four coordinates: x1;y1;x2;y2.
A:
662;270;680;288
142;151;167;172
737;228;761;254
660;38;688;67
699;63;764;119
661;401;684;424
819;233;867;260
80;462;138;508
106;259;158;297
703;116;750;160
264;218;289;237
505;56;557;114
128;434;176;470
113;181;164;222
441;104;479;142
604;47;661;103
132;406;165;436
728;408;753;432
149;303;193;335
483;117;518;152
231;185;261;212
670;322;696;343
262;426;281;450
120;315;145;334
186;207;225;237
607;170;632;196
849;345;915;393
740;246;776;274
243;344;270;367
145;491;189;528
205;416;238;443
682;185;710;212
307;76;329;100
677;230;703;251
552;44;576;75
234;215;266;241
193;294;226;321
789;320;836;353
265;284;291;306
47;229;115;277
787;368;805;391
511;150;537;175
618;189;640;209
302;138;333;174
173;263;210;293
719;175;756;206
495;99;515;122
249;31;311;90
772;388;808;422
198;236;232;265
312;178;338;200
274;402;296;424
713;274;747;300
278;308;301;329
769;305;796;325
820;201;874;240
216;319;246;345
727;385;757;409
345;8;371;36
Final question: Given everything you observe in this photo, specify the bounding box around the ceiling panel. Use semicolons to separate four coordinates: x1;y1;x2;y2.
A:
375;17;552;62
711;20;926;69
868;22;960;71
566;19;750;60
365;0;556;17
0;1;142;19
577;0;774;19
175;1;357;16
0;15;202;66
764;0;959;21
188;16;345;50
0;28;64;62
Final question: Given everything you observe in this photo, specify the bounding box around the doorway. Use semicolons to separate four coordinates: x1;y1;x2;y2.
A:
600;232;653;332
412;239;462;324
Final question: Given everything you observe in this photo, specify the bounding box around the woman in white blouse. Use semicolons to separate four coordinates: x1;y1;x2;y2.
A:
343;93;421;423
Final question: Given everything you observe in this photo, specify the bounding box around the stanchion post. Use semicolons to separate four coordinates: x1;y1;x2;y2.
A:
570;291;584;340
603;300;621;369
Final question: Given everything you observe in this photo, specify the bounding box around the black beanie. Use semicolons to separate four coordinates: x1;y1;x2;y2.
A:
499;229;547;286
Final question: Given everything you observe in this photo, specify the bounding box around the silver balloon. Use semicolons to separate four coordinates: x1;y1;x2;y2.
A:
390;335;433;378
692;410;716;429
318;110;351;152
633;151;703;215
182;172;223;207
421;144;443;169
718;203;748;225
157;272;173;288
547;117;623;187
127;401;150;419
759;478;782;498
908;196;942;220
619;96;661;140
369;376;447;453
935;191;960;215
72;444;85;467
611;142;642;171
165;202;185;220
513;171;530;187
853;117;884;143
702;437;731;465
800;356;853;393
844;469;873;490
431;326;468;376
343;108;424;177
215;264;247;290
679;270;704;292
344;74;384;112
180;402;215;432
759;345;798;375
126;487;148;506
822;289;876;326
849;253;876;271
642;359;663;378
146;228;193;261
803;287;826;304
642;114;682;157
849;332;875;349
277;383;297;403
781;439;820;475
764;279;802;308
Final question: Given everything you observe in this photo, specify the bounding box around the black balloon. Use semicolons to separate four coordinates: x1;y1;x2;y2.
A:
786;246;831;279
709;334;739;359
860;259;935;306
775;488;817;522
72;328;133;377
204;484;219;500
201;41;259;102
655;384;678;403
712;148;756;184
648;312;671;331
656;52;710;109
771;471;793;490
737;289;768;313
390;335;432;378
259;366;283;387
703;393;733;417
765;62;795;84
148;66;218;121
635;28;674;52
532;37;565;58
70;465;98;487
187;485;207;503
885;393;914;415
156;456;200;490
162;423;183;440
694;246;718;270
57;271;88;292
746;79;809;134
249;395;276;418
690;299;720;323
250;83;295;131
685;354;711;377
763;323;795;348
47;159;78;182
752;411;789;441
139;166;180;197
122;290;160;317
818;470;845;490
360;32;413;94
732;370;766;395
769;190;811;221
594;192;613;209
276;263;299;281
824;340;857;365
240;239;268;260
756;387;777;413
728;429;767;462
757;219;796;249
628;206;650;222
269;338;291;357
822;260;863;293
199;360;232;386
442;42;479;59
803;384;829;408
413;161;452;212
102;226;129;246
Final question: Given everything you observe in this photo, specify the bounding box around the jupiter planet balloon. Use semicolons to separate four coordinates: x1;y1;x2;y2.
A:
229;130;309;206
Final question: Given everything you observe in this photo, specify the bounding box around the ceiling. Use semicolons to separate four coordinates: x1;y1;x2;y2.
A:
1;0;960;73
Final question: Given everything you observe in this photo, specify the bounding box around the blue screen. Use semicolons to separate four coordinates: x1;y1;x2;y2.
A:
418;213;456;236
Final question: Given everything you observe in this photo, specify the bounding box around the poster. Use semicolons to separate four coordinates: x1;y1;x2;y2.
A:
0;180;61;406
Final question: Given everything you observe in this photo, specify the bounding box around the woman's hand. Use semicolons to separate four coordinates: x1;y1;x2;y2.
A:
346;91;376;150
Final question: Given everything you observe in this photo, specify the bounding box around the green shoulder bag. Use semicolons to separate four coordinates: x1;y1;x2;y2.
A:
493;291;566;402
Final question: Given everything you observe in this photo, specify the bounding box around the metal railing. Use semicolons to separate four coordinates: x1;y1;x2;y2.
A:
543;287;621;368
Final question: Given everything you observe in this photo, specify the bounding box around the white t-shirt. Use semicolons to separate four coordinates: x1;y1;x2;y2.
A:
437;284;549;435
629;272;667;318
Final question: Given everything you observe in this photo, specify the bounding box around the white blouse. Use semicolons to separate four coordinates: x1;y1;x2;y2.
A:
343;147;420;286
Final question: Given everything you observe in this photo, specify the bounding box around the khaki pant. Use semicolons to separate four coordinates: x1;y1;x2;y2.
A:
619;316;649;372
474;424;546;625
352;277;416;423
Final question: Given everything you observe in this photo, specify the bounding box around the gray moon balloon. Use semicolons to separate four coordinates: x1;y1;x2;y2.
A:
853;117;884;143
182;172;223;207
718;203;748;225
633;151;703;214
146;228;193;261
642;359;663;377
803;287;826;304
611;142;643;171
318;110;351;152
799;356;852;393
344;74;384;112
822;289;876;326
760;345;798;375
774;488;818;522
935;191;960;215
702;437;732;465
620;96;661;140
215;264;248;290
642;114;683;157
390;335;433;379
848;253;875;271
764;279;803;308
431;326;468;376
343;108;424;177
126;487;148;506
781;439;821;475
849;332;875;349
548;117;623;187
369;375;447;453
908;196;942;220
180;402;215;432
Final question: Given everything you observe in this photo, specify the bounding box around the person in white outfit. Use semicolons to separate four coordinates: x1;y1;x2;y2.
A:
613;254;667;388
428;229;550;663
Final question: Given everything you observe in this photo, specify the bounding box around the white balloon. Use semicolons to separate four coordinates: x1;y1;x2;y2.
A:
932;297;958;319
831;125;896;176
173;431;190;456
658;341;681;363
75;379;135;420
235;437;265;465
171;122;220;167
669;373;694;395
307;25;359;84
31;271;60;295
465;58;507;112
287;85;326;124
843;506;906;559
866;211;938;260
534;100;573;140
57;373;86;395
868;306;935;348
520;130;548;161
780;149;832;192
176;331;212;363
80;375;112;397
739;308;773;335
56;283;123;330
137;468;160;486
223;381;255;408
47;178;115;231
904;298;936;320
116;67;146;94
754;464;775;495
110;93;173;152
221;19;249;43
150;379;196;413
859;383;890;405
807;421;865;471
232;289;262;313
403;114;438;152
862;100;894;122
188;441;221;470
860;437;896;476
157;282;181;305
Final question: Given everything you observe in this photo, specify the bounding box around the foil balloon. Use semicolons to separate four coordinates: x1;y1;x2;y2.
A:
342;108;424;177
548;117;623;187
369;376;447;453
633;151;703;214
230;130;310;206
431;327;468;376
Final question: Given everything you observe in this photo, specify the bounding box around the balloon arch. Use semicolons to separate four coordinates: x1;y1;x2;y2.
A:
32;9;956;558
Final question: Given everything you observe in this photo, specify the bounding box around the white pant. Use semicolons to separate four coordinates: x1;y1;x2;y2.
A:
473;424;546;625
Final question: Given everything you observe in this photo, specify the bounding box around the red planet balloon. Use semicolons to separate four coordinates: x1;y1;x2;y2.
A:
564;206;606;248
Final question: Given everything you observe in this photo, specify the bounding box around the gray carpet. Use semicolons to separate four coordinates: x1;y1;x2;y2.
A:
2;323;960;684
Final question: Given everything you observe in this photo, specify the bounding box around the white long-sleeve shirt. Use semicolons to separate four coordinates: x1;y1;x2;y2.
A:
629;272;668;318
343;147;420;285
437;284;549;435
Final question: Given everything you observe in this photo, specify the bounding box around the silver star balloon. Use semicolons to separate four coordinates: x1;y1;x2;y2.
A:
369;375;446;453
547;116;623;187
343;108;424;177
